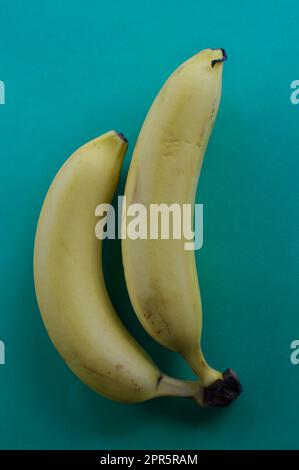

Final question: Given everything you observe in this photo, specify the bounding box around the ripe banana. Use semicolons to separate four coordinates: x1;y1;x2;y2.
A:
34;131;209;406
122;49;241;403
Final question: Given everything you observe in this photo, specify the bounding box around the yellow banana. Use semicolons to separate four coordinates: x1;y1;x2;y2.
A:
122;49;241;403
34;131;209;405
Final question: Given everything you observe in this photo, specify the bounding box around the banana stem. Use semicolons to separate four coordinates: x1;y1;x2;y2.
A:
183;347;223;387
156;375;205;407
182;348;243;407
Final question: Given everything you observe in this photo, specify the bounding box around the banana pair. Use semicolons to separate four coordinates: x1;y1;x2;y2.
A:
34;48;241;408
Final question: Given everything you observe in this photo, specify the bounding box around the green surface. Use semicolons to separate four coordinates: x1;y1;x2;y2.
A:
0;0;298;450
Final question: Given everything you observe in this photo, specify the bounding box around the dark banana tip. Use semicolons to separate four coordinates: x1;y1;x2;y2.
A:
116;131;128;144
203;368;242;407
211;48;227;68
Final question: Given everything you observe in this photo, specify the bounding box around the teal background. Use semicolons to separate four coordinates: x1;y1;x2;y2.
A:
0;0;298;450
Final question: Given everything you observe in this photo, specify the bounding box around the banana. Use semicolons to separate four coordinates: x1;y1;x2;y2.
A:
122;49;241;403
34;131;209;406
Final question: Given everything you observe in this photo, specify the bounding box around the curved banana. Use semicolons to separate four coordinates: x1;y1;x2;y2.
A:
122;49;241;403
34;131;208;405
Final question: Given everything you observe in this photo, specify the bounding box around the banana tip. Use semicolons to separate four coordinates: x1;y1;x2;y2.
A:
211;48;227;68
116;131;128;144
203;368;242;407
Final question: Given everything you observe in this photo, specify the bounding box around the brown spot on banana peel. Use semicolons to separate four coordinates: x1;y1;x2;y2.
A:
79;363;107;379
161;137;203;155
142;294;172;337
156;374;164;389
79;362;141;392
209;107;215;123
129;377;141;392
